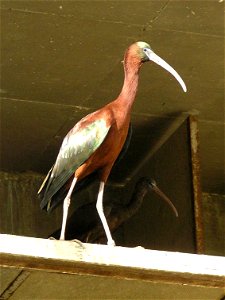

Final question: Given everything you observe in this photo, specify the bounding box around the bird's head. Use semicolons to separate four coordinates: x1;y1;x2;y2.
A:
135;41;153;62
129;41;187;92
138;177;178;217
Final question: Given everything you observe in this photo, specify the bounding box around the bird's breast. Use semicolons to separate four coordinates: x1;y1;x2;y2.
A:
75;117;130;182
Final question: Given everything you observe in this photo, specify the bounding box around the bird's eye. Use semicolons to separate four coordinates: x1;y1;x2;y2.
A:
143;48;148;52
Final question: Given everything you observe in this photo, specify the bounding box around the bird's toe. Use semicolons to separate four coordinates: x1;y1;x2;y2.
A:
71;239;85;248
48;236;57;240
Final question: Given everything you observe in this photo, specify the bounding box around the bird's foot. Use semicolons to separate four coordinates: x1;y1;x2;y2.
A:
107;239;116;246
48;236;65;241
71;239;85;249
135;245;145;250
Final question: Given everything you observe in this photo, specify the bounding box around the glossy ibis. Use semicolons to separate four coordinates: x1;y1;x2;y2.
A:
38;41;186;246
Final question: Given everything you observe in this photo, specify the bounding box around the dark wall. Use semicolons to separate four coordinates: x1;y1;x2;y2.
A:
0;121;198;254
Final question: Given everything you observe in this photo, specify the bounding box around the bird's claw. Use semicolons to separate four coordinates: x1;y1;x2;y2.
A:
71;239;85;248
135;245;145;250
48;236;57;240
48;236;65;241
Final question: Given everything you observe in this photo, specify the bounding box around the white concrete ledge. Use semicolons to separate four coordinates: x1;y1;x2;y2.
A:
0;234;225;288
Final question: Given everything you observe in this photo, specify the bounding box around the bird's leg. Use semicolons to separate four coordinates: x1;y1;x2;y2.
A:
96;181;115;246
59;177;77;240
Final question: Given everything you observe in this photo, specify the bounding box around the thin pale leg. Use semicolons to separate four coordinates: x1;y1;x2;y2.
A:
96;181;115;246
59;177;77;240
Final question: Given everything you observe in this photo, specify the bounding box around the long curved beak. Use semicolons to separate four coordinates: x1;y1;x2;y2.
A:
150;183;178;217
145;49;187;93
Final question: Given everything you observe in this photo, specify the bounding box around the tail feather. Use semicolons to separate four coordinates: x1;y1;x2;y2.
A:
39;170;98;213
39;175;69;212
38;164;66;212
38;166;53;195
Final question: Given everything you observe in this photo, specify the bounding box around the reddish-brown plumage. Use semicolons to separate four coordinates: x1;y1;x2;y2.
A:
75;43;142;183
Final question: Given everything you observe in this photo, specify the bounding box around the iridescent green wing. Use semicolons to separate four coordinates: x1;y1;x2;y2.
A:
41;119;110;205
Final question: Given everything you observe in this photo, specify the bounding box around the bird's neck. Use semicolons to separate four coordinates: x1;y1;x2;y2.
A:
126;186;148;214
118;186;148;221
117;58;142;111
111;184;148;231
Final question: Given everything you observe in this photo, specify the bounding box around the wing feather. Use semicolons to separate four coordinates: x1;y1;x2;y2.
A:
39;118;110;210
